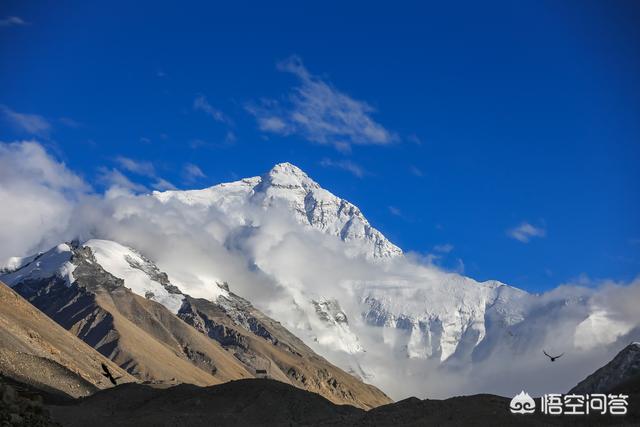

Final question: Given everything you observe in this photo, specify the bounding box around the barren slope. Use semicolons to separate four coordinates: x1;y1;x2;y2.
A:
11;247;252;387
0;281;135;398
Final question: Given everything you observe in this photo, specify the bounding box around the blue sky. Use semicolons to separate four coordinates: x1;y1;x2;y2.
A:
1;0;639;292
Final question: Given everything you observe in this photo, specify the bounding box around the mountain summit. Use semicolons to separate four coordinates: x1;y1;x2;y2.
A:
259;162;320;191
154;163;402;259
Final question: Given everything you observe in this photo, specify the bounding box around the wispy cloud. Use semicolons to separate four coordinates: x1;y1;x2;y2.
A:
319;158;366;178
407;134;422;145
98;167;148;193
58;117;82;128
188;130;236;150
0;16;28;27
115;156;155;177
193;95;231;124
247;55;397;151
189;139;209;149
112;156;176;191
433;243;454;253
409;165;424;177
183;163;206;183
224;130;237;144
152;178;177;191
388;206;402;217
508;222;546;243
0;105;51;136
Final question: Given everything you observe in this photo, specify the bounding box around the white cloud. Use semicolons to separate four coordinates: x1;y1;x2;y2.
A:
2;141;640;404
112;157;175;190
258;116;287;132
0;16;27;27
247;55;397;150
0;141;89;264
183;163;206;183
319;158;366;178
0;105;51;136
508;222;546;243
193;95;231;124
0;141;87;192
115;156;156;177
98;167;148;194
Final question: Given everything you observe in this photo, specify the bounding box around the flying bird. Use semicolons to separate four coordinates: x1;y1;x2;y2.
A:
101;363;121;385
543;350;564;362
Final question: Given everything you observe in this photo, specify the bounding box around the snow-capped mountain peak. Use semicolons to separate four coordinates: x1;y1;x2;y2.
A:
258;162;320;191
154;163;402;259
6;162;634;401
2;243;76;286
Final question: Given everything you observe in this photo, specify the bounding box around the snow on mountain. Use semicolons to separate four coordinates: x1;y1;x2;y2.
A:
2;243;76;286
4;162;638;400
145;163;640;398
148;163;538;370
154;162;402;259
358;276;528;361
311;298;363;353
2;239;186;314
85;239;188;313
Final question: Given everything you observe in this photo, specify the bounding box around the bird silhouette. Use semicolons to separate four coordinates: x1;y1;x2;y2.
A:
543;350;564;362
101;363;121;385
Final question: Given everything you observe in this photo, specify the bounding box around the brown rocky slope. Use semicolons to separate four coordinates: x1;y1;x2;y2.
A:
3;242;390;409
0;281;135;398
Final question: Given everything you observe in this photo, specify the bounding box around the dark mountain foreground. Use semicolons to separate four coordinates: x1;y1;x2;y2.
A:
1;375;635;427
2;342;639;426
